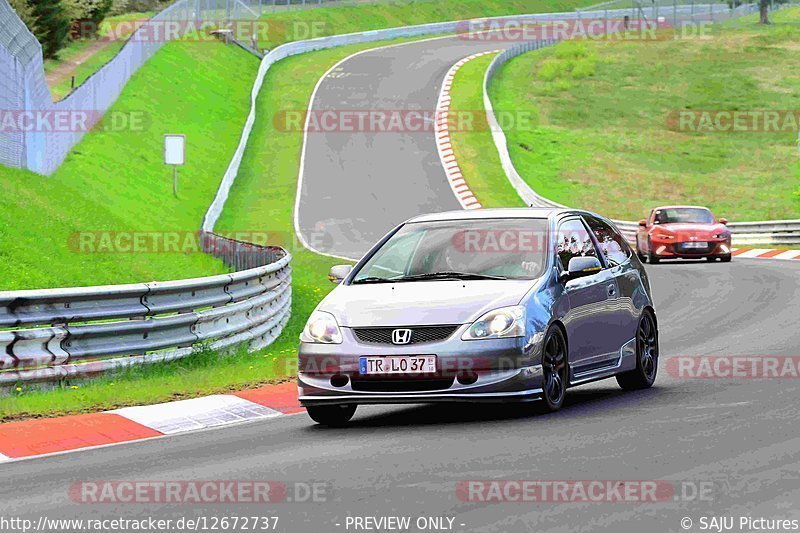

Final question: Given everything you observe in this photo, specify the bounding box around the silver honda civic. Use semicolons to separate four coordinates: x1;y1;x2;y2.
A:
298;208;658;426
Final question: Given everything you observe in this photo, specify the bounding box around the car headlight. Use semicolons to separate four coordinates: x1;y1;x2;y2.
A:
713;232;730;240
652;232;674;240
462;305;525;341
300;311;343;344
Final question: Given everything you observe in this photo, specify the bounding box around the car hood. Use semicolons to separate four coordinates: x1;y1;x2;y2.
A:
654;223;726;237
319;280;535;327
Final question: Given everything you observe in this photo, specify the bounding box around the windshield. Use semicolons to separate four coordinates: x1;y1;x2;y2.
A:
351;218;549;283
654;208;715;225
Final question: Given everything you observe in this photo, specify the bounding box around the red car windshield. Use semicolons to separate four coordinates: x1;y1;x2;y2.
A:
654;208;715;225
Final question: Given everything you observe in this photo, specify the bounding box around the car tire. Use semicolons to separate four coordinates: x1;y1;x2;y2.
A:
706;257;716;262
720;254;732;263
636;237;646;262
646;239;659;264
539;326;568;412
617;311;658;391
306;404;357;427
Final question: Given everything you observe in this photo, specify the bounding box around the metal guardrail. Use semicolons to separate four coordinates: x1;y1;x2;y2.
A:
0;232;291;384
482;10;800;247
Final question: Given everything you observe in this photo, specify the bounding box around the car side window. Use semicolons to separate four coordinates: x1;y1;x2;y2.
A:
556;218;599;270
584;216;631;267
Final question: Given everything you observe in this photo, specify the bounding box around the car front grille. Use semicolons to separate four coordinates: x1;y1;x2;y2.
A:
352;325;459;345
677;242;713;254
350;377;455;392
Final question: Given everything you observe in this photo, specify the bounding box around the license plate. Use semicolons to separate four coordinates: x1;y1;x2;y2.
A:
359;356;437;375
683;242;707;249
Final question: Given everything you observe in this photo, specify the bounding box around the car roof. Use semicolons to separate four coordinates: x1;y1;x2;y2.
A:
406;207;576;223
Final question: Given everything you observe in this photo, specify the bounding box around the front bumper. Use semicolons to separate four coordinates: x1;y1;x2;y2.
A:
651;239;731;259
299;367;544;406
298;325;545;406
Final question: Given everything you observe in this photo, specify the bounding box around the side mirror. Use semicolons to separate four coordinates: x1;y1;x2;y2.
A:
638;219;647;228
328;265;352;285
719;218;728;225
560;256;602;283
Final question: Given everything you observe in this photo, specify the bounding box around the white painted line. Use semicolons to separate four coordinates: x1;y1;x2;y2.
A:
736;249;773;259
0;453;10;462
773;250;800;260
112;395;282;435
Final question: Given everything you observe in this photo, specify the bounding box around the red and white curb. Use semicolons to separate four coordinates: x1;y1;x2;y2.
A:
110;395;283;435
435;50;501;211
732;248;800;260
0;382;302;462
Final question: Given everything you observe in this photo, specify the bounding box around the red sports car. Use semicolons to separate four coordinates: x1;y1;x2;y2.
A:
636;206;731;264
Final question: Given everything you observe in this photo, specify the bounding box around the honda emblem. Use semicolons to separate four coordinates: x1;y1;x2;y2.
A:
392;329;412;345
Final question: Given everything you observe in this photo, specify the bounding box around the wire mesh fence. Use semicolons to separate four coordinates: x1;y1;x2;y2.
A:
0;0;266;176
577;0;800;25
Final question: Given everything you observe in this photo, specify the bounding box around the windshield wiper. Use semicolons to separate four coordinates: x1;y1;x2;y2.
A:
392;271;508;282
351;272;508;284
350;276;397;285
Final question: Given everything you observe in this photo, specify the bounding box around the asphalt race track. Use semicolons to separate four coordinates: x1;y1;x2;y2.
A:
297;35;513;259
4;32;800;533
4;261;800;532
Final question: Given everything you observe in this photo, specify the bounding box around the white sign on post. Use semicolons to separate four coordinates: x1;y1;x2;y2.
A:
164;134;185;165
164;134;185;197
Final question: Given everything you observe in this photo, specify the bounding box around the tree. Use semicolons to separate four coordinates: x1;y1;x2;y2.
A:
9;0;38;34
760;0;769;24
63;0;114;35
29;0;70;58
85;0;113;28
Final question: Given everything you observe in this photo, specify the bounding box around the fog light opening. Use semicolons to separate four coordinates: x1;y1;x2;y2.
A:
330;374;349;388
457;372;478;385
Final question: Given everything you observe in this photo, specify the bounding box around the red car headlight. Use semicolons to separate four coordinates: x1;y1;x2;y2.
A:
652;232;675;240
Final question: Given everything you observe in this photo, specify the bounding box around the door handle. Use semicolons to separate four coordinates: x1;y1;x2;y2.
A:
607;284;617;297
